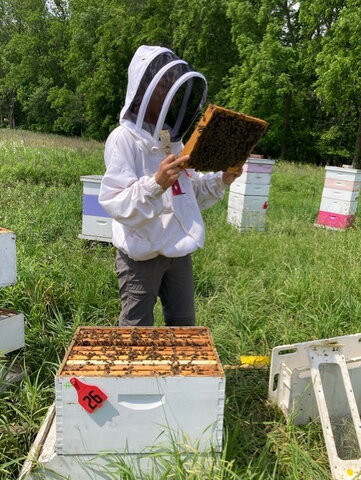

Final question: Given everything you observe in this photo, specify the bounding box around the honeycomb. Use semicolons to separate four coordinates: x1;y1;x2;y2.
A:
59;327;224;377
181;105;268;172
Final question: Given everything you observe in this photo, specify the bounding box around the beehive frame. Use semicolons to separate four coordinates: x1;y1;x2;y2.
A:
181;105;268;172
58;326;224;377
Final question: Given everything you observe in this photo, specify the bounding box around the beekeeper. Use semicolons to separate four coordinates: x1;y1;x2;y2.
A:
99;45;239;326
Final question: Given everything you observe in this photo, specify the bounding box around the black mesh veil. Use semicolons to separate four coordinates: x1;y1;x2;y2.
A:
123;51;207;142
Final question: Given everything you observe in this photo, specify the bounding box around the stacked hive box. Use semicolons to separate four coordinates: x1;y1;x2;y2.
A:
79;175;112;242
0;227;17;287
0;228;24;354
22;327;225;479
227;157;275;231
316;166;361;229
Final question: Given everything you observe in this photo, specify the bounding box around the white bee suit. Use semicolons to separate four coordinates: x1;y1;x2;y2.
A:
99;45;226;261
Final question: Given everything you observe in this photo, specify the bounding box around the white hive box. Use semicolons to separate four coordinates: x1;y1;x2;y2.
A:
79;175;112;242
0;228;17;287
227;207;267;231
20;405;220;480
55;327;225;456
228;191;268;211
0;308;25;354
228;157;274;232
230;181;270;197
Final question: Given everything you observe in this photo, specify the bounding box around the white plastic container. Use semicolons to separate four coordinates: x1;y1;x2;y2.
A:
0;308;25;354
269;333;361;480
79;176;112;242
0;228;17;287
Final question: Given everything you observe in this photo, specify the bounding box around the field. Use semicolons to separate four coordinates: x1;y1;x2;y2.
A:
1;129;361;479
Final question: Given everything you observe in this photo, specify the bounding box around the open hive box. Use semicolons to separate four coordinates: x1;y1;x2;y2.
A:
60;326;223;377
181;104;269;172
56;327;225;455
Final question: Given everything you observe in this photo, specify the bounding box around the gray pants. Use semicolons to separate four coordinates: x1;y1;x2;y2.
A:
115;250;195;326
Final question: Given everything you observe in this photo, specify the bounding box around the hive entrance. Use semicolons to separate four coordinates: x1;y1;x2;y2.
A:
59;327;223;377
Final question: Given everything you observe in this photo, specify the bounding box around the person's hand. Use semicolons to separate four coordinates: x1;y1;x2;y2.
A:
222;169;242;185
155;154;190;190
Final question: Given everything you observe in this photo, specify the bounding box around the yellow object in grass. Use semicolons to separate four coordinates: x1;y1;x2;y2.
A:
240;355;270;368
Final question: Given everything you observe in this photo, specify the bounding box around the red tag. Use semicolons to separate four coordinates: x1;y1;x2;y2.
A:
263;201;268;209
70;378;108;413
171;180;185;196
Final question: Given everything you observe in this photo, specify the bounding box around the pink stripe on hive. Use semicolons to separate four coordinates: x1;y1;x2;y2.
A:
324;178;361;192
316;211;355;229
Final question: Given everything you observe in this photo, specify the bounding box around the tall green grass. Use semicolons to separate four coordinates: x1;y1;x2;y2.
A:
1;128;361;479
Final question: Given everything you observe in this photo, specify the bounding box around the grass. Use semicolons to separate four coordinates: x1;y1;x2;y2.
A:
1;128;361;479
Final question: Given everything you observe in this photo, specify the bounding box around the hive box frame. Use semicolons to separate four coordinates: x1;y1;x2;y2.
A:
181;105;268;172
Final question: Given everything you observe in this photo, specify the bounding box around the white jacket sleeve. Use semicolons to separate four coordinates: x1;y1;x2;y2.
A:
99;130;165;229
191;170;227;210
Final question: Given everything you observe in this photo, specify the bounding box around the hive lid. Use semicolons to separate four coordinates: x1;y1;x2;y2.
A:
58;327;224;377
180;104;268;172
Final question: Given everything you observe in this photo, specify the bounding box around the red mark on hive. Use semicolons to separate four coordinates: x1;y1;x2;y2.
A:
70;378;107;413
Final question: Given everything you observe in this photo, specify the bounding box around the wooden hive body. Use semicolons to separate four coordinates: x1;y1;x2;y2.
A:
56;327;225;455
181;105;268;172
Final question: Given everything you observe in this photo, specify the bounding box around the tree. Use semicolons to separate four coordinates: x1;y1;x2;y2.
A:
315;0;361;167
171;0;238;101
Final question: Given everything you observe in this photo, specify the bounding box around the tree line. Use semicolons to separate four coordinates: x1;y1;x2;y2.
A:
1;0;360;166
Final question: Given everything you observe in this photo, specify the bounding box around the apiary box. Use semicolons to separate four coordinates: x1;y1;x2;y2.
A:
0;228;17;287
55;327;225;456
0;308;25;354
316;166;361;230
230;180;270;197
79;175;112;242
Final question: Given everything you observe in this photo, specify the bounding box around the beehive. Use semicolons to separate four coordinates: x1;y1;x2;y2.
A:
56;326;225;455
181;105;268;172
228;157;275;232
0;228;17;287
0;308;25;354
79;175;112;242
316;166;361;230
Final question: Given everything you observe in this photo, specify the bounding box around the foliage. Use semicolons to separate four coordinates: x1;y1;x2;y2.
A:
315;0;361;167
0;0;360;163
